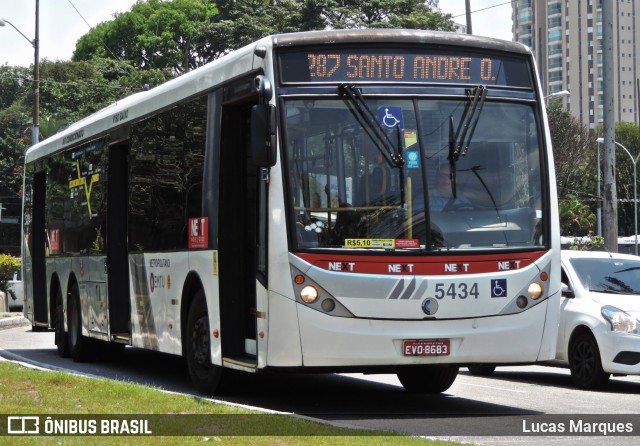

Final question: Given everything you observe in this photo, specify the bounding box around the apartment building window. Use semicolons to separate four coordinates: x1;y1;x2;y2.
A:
549;44;562;56
548;17;562;28
549;58;563;69
519;10;532;21
549;71;563;82
549;30;562;42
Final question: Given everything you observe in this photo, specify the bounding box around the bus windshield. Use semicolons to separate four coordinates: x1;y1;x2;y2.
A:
284;96;545;252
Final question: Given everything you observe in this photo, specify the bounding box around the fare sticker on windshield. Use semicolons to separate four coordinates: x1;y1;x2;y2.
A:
344;238;419;249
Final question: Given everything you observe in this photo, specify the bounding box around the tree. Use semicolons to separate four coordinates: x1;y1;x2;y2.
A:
0;58;172;255
74;0;455;69
0;254;20;300
73;0;218;73
547;101;598;235
321;0;455;30
0;65;32;109
196;0;454;59
548;101;597;201
611;122;640;237
559;195;597;236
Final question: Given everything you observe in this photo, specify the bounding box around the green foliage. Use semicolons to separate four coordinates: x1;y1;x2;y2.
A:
74;0;455;69
0;361;445;444
0;59;172;256
0;65;33;108
73;0;219;73
39;59;114;121
610;122;640;237
547;101;597;202
559;195;597;236
546;101;620;239
322;0;456;30
0;254;20;299
568;235;604;251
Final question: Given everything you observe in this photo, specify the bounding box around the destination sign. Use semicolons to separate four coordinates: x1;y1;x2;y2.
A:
278;48;532;87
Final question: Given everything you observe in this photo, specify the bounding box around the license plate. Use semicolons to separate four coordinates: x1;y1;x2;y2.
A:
402;339;450;356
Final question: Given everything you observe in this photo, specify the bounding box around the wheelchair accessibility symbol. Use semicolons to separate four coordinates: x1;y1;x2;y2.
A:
378;106;404;129
491;279;507;298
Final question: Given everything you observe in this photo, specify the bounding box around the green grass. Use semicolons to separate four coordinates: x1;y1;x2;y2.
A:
0;361;464;445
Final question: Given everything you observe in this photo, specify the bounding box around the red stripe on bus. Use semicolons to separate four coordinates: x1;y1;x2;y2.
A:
293;250;548;275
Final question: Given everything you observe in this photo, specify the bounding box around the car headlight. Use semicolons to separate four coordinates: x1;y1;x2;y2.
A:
601;305;640;334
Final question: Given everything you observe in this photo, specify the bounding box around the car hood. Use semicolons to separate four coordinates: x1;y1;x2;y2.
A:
591;293;640;316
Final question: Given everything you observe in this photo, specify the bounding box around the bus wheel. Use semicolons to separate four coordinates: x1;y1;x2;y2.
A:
569;331;610;389
54;287;70;358
186;291;222;395
68;283;90;362
467;364;496;376
397;365;459;394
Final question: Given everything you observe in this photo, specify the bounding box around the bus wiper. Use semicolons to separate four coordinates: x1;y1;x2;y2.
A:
469;165;499;210
339;84;405;168
447;86;487;197
453;85;487;160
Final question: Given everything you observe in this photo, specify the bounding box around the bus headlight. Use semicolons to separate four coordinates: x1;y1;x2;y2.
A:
527;282;543;300
300;285;319;303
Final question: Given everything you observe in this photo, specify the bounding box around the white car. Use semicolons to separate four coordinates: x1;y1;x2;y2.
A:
468;250;640;389
553;249;640;388
7;271;23;311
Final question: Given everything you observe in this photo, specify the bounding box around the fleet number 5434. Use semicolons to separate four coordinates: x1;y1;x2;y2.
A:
432;282;479;299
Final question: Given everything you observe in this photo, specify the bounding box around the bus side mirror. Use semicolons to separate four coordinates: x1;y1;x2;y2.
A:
251;104;277;167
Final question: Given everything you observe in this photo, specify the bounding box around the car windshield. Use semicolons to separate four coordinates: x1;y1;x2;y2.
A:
283;96;546;252
570;257;640;294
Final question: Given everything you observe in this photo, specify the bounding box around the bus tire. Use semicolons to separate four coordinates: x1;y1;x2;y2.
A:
186;291;222;395
467;364;496;376
68;283;91;362
55;287;70;358
569;331;610;389
397;365;459;394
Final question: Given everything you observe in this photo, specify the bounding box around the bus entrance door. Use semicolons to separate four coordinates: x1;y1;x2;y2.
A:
30;172;49;329
218;93;261;366
106;141;131;341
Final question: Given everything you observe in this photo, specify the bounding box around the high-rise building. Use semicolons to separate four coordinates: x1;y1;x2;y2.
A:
513;0;640;129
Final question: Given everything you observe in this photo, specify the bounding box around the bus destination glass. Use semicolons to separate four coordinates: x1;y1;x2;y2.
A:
278;48;533;88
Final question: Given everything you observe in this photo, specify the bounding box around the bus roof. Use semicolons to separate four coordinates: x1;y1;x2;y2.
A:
25;36;267;163
271;29;530;55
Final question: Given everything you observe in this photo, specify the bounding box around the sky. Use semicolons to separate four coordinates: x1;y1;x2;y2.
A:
0;0;514;68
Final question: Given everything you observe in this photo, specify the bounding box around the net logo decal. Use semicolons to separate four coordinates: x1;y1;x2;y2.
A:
188;217;209;249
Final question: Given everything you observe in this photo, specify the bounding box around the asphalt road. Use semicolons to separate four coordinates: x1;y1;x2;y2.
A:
1;322;639;445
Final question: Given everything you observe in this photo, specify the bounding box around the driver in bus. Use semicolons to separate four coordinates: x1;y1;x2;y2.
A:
429;163;470;211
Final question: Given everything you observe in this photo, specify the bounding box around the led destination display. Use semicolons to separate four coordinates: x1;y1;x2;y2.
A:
279;48;532;87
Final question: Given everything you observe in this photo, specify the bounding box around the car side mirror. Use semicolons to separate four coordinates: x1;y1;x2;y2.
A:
561;282;574;298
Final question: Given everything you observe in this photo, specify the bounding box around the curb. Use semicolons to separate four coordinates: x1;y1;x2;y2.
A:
0;316;30;330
